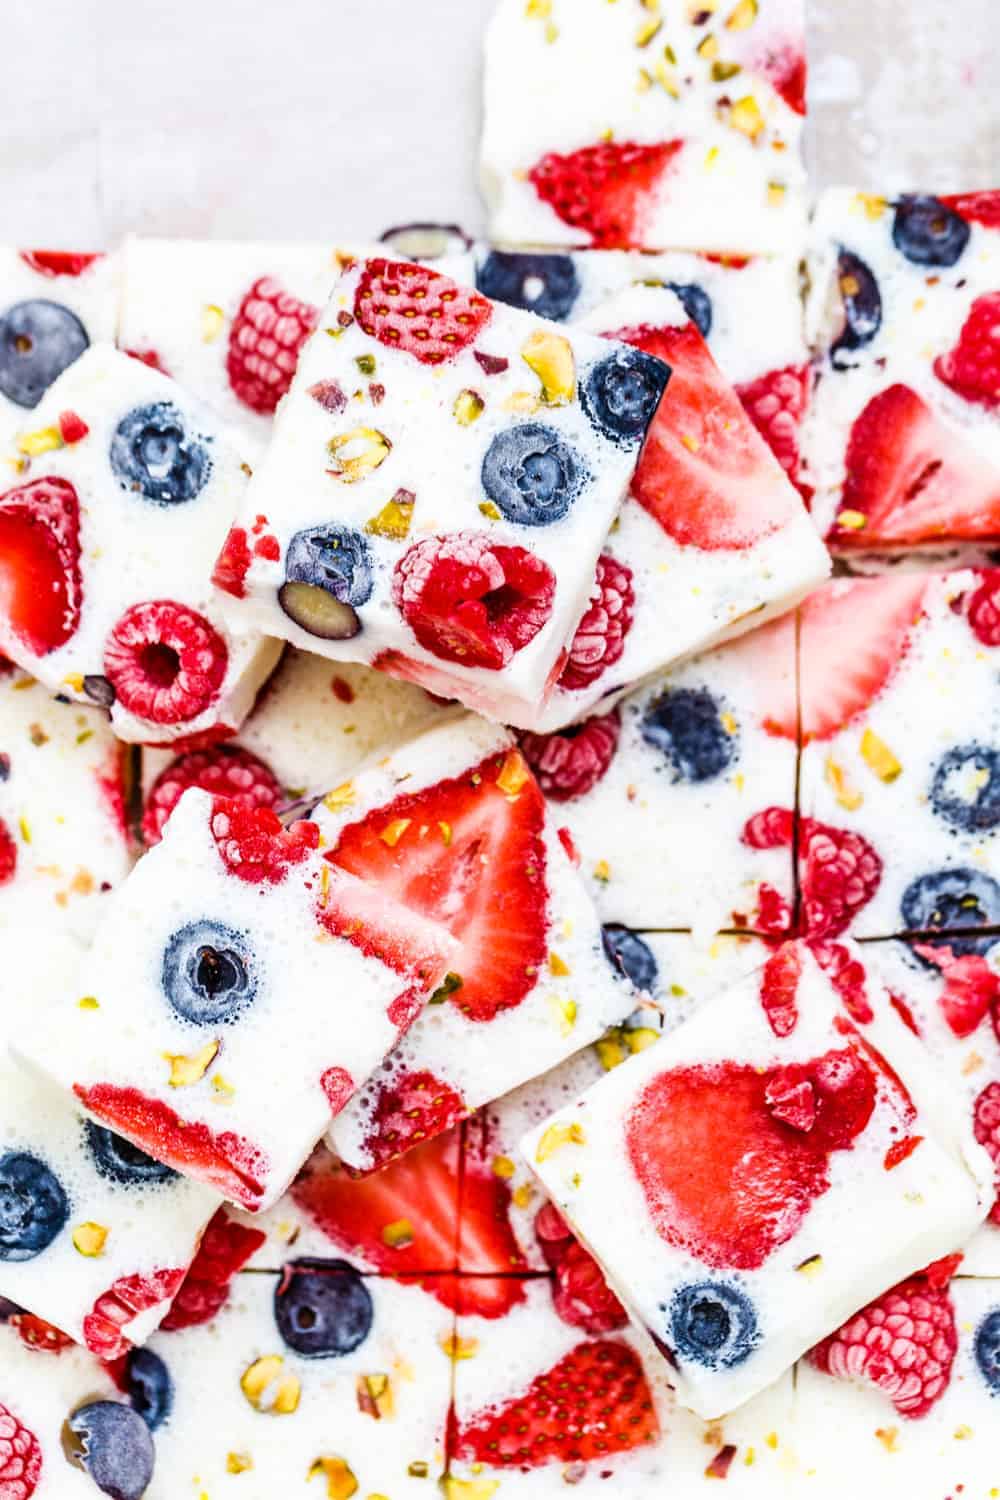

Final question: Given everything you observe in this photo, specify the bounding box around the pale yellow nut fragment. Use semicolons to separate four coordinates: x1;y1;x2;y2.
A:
326;428;392;483
72;1222;108;1257
241;1355;301;1414
478;500;502;521
954;1425;973;1440
725;0;758;28
767;181;786;206
201;303;225;341
595;1030;627;1071
453;389;486;425
491;1155;516;1180
77;996;100;1011
593;859;611;883
860;728;902;783
227;1453;253;1474
626;1027;660;1054
635;16;662;45
548;951;571;977
164;1039;220;1088
441;1332;479;1361
382;1218;415;1248
62;674;86;693
356;1372;394;1419
875;1427;900;1453
728;95;765;140
308;1455;358;1498
696;31;719;56
380;818;412;848
825;757;863;812
795;1254;823;1277
503;390;542;415
721;711;738;735
548;994;578;1037
365;492;415;541
836;508;867;531
525;0;551;15
521;330;576;405
854;192;888;220
17;426;63;457
440;1479;500;1500
512;1181;535;1209
535;1120;586;1162
496;748;531;797
324;782;356;812
438;821;453;847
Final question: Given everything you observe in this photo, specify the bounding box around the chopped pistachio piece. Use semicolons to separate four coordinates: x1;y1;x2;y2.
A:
308;1455;359;1498
72;1221;108;1257
365;490;416;541
453;389;486;425
163;1039;220;1088
241;1355;301;1414
535;1120;586;1162
860;728;902;783
326;427;392;483
520;330;576;405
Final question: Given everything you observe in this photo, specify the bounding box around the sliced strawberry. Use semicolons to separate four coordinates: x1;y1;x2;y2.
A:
330;749;548;1023
527;141;682;250
459;1115;533;1278
18;249;102;277
82;1267;186;1358
0;477;83;656
941;191;1000;228
212;525;252;600
451;1338;659;1467
448;1274;530;1320
354;259;491;365
617;321;801;551
8;1312;75;1354
912;943;1000;1038
758;44;807;114
359;1069;467;1172
933;292;1000;409
791;577;927;743
160;1209;266;1332
832;384;1000;547
0;818;16;887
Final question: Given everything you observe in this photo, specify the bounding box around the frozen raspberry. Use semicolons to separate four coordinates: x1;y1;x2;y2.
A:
810;1261;959;1417
9;1312;75;1354
82;1268;186;1359
226;277;318;414
212;525;253;599
551;1239;628;1334
759;943;801;1036
354;259;492;365
0;818;16;886
209;797;318;885
913;943;1000;1037
19;249;101;277
754;883;793;935
559;554;635;692
964;570;1000;647
142;746;282;845
810;939;874;1023
103;600;228;727
974;1081;1000;1226
161;1208;266;1332
736;363;812;498
934;291;1000;409
0;1401;42;1499
521;709;621;802
741;806;794;850
393;532;555;671
799;818;883;939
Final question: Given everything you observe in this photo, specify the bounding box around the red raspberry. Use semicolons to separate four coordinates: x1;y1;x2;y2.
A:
736;363;812;498
226;277;319;414
964;570;1000;647
533;1203;628;1334
0;818;16;886
212;525;253;600
559;554;635;692
354;258;492;365
973;1081;1000;1226
520;709;621;802
0;1401;42;1499
759;943;801;1036
799;817;883;939
142;746;282;845
934;291;1000;409
103;600;229;727
18;249;102;277
912;943;1000;1037
393;532;555;671
209;797;319;885
810;1263;958;1417
741;806;794;850
810;939;874;1023
160;1208;266;1332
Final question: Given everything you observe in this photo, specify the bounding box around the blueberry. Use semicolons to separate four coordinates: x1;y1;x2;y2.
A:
481;423;588;527
667;1281;758;1369
665;282;713;339
161;919;256;1027
67;1401;155;1500
602;925;659;993
640;686;737;783
109;401;211;506
84;1121;178;1188
929;745;1000;833
974;1307;1000;1395
279;524;374;640
0;1150;68;1261
581;347;671;447
892;195;970;268
274;1257;374;1358
476;251;581;322
379;222;472;260
124;1348;173;1431
900;868;1000;933
0;299;89;408
831;249;882;369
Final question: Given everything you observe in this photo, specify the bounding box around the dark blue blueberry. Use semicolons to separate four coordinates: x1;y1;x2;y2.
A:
109;401;212;506
930;745;1000;833
67;1401;155;1500
900;868;1000;934
279;525;374;640
667;1281;758;1370
581;347;671;447
974;1307;1000;1395
831;249;882;369
124;1348;173;1431
892;195;970;268
0;299;88;408
640;686;737;783
274;1257;374;1358
666;281;713;339
602;925;659;993
0;1150;68;1261
379;222;472;260
476;251;581;322
481;423;587;527
161;919;256;1027
84;1121;178;1188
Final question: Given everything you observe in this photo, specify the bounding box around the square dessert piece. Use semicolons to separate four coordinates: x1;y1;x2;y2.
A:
803;188;1000;549
524;940;992;1417
318;714;637;1173
0;344;281;744
0;665;133;943
214;254;668;727
12;788;457;1213
447;1274;796;1496
514;285;827;732
0;247;119;442
481;0;807;256
523;612;799;934
118;238;353;456
797;570;1000;941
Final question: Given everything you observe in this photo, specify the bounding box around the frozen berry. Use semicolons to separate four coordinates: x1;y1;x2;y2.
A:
934;291;1000;409
602;925;658;992
226;277;318;414
580;346;670;446
551;1238;628;1334
274;1257;374;1358
19;250;102;278
142;746;281;846
799;818;882;939
520;709;620;801
0;818;16;887
209;799;318;886
354;258;491;365
901;868;1000;934
966;571;1000;646
103;600;228;727
481;423;588;527
84;1122;178;1188
641;686;737;783
67;1401;154;1500
476;251;581;322
124;1348;173;1431
379;222;472;260
666;281;712;338
161;919;256;1027
278;525;373;640
0;1401;42;1498
736;363;812;492
0;1151;68;1260
559;553;634;692
0;476;83;656
892;195;970;268
109;402;211;506
975;1307;1000;1393
0;298;88;407
668;1282;758;1370
973;1082;1000;1226
930;744;1000;832
831;249;882;368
